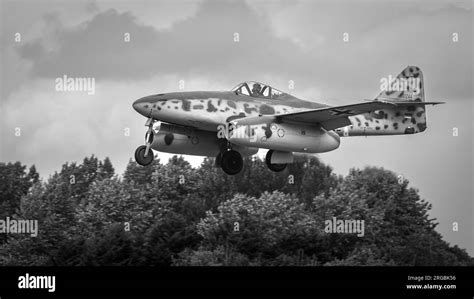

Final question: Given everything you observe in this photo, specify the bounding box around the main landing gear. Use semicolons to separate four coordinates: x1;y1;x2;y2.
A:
265;150;287;172
217;150;243;175
216;148;287;175
135;118;155;166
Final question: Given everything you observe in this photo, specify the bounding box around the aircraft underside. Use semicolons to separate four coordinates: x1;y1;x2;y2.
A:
134;119;339;175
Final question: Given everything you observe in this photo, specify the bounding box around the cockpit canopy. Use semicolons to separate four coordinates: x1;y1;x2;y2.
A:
231;81;288;99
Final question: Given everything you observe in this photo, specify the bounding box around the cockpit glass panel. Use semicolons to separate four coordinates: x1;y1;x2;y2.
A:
261;86;270;97
239;85;250;96
270;87;283;99
232;81;288;99
232;83;250;96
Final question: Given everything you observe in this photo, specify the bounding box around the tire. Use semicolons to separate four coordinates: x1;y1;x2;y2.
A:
265;150;287;172
135;145;154;166
221;150;243;175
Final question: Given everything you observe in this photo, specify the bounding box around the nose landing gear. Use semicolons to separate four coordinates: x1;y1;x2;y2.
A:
135;118;156;166
135;145;154;166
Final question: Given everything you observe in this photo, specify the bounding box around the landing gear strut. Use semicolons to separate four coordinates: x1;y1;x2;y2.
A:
135;118;155;166
265;150;287;172
215;152;222;168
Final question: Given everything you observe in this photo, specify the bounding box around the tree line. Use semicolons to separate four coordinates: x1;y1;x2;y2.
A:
0;155;472;266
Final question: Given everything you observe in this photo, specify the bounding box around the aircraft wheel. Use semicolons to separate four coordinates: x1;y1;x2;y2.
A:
135;145;154;166
265;150;287;172
221;150;243;175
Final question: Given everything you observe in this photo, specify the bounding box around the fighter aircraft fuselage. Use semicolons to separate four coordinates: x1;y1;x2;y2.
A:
132;67;443;175
133;91;327;132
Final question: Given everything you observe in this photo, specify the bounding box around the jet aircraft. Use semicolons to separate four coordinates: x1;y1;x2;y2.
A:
132;66;443;175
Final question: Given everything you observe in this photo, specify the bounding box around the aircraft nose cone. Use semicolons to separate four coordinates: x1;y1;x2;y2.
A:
132;98;150;116
133;94;166;116
132;100;140;112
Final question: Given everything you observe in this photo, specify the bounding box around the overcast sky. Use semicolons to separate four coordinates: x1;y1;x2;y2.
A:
0;0;472;255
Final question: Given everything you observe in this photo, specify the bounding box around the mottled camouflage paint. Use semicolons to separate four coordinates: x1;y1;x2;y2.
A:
134;66;429;140
133;93;314;133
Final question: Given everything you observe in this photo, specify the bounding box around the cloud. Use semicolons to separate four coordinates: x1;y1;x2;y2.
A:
94;0;203;31
10;0;471;103
14;1;293;80
1;0;202;97
248;0;473;100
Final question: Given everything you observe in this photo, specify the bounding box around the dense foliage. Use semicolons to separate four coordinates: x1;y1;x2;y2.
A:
0;155;471;266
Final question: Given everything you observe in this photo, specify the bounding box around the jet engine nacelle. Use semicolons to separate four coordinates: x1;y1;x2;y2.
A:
228;121;340;153
151;123;258;156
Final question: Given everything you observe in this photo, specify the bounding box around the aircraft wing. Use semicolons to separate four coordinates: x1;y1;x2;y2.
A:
233;101;390;130
232;100;444;131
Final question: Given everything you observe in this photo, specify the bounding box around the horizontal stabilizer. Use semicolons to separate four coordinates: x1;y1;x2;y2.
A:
377;99;445;106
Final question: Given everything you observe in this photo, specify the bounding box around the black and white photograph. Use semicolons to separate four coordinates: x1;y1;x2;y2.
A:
0;0;473;297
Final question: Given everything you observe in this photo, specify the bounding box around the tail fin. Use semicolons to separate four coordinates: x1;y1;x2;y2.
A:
347;66;443;136
373;66;428;134
376;66;424;102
